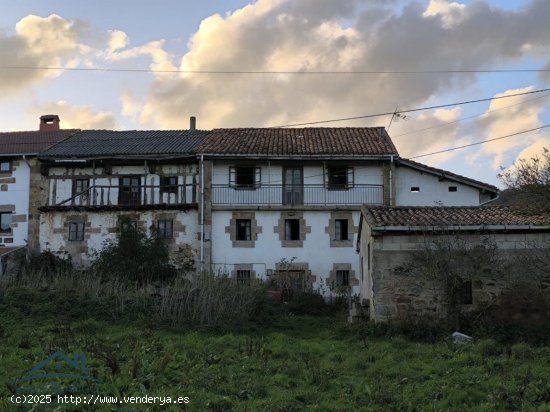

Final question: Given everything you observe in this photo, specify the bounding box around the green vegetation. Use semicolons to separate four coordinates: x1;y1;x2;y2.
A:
1;283;549;411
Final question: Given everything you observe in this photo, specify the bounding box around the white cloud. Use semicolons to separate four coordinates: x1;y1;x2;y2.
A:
423;0;466;28
32;101;117;129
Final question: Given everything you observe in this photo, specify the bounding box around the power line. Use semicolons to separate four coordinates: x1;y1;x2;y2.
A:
391;92;550;139
409;125;550;159
274;87;550;127
1;65;550;75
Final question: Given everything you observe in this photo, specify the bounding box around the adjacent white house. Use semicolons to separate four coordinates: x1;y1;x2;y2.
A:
0;115;77;274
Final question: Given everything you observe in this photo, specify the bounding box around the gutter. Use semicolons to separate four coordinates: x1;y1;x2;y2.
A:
372;224;550;233
200;154;205;273
198;154;398;160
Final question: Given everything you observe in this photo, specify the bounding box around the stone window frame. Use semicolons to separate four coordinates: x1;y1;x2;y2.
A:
231;263;257;282
325;211;357;247
68;221;85;241
274;261;316;291
327;263;359;291
225;211;262;248
0;211;13;233
274;211;311;248
0;160;12;173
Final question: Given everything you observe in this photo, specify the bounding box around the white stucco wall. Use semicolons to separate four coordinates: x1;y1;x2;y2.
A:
394;166;482;206
211;209;361;296
0;158;30;246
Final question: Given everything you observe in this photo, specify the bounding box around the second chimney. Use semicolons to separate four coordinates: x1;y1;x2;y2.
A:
190;116;196;131
40;115;60;131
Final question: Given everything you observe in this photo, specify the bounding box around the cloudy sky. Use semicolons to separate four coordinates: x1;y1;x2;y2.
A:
1;0;550;187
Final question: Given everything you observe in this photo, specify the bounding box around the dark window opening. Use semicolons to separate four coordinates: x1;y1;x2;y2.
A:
0;161;11;172
121;220;138;233
119;176;141;205
411;186;420;192
157;219;173;239
236;270;251;283
335;219;349;241
73;178;90;198
327;167;352;189
336;270;350;287
459;280;473;304
236;219;252;241
448;186;458;192
68;222;85;241
0;212;13;232
160;176;178;194
284;219;300;241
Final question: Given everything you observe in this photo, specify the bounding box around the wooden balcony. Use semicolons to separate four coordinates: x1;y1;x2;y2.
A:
41;183;197;211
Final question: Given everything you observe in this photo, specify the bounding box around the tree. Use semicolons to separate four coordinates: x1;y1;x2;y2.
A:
498;147;550;211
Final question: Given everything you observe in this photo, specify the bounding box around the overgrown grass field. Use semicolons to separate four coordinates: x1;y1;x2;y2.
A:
1;287;549;411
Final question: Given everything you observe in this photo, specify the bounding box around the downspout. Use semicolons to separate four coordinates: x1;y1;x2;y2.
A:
200;154;205;273
389;155;394;206
23;155;31;249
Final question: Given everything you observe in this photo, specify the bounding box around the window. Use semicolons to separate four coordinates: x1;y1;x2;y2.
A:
459;280;473;304
68;222;85;241
160;176;178;194
0;212;12;232
410;186;420;192
326;166;353;189
121;220;138;233
230;166;261;189
236;270;251;283
157;219;173;239
236;219;251;241
448;186;458;192
334;219;349;241
119;176;141;205
0;161;11;172
336;270;350;287
284;219;300;240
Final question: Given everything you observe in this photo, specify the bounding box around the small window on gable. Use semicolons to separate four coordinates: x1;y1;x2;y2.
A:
68;222;85;241
160;176;178;194
459;280;473;304
326;166;353;189
236;270;251;283
236;219;251;241
0;161;11;172
284;219;300;241
230;166;261;189
335;219;349;241
0;212;13;232
336;270;350;287
157;219;173;239
449;186;458;192
411;186;420;192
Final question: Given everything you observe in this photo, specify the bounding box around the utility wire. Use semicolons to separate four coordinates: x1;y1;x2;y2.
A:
409;125;550;159
391;92;550;139
273;87;550;127
1;65;550;75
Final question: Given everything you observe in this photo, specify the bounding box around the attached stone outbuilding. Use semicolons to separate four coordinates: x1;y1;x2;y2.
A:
357;206;550;323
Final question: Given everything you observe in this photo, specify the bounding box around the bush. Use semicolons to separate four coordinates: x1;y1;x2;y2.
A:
476;339;504;359
24;250;73;276
287;292;331;316
510;342;536;360
91;226;177;283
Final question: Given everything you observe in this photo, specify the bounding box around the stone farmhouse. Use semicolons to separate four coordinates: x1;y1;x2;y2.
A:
357;206;550;322
1;115;503;297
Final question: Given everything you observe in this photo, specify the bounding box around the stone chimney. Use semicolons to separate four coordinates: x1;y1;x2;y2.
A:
190;116;196;131
39;114;60;131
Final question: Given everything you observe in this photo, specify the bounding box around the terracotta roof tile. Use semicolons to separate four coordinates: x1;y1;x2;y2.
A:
197;127;398;156
363;206;550;227
0;130;79;155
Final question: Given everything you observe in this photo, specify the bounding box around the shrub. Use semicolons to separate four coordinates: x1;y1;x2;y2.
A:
287;292;331;316
24;250;73;276
91;225;177;283
476;339;503;359
510;342;536;360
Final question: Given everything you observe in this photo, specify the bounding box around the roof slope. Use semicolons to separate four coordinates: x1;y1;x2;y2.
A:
197;127;398;156
397;158;499;193
363;206;550;227
40;130;209;158
0;130;79;156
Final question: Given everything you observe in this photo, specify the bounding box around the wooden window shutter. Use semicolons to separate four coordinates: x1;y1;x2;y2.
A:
255;167;261;188
229;166;236;187
347;167;354;188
